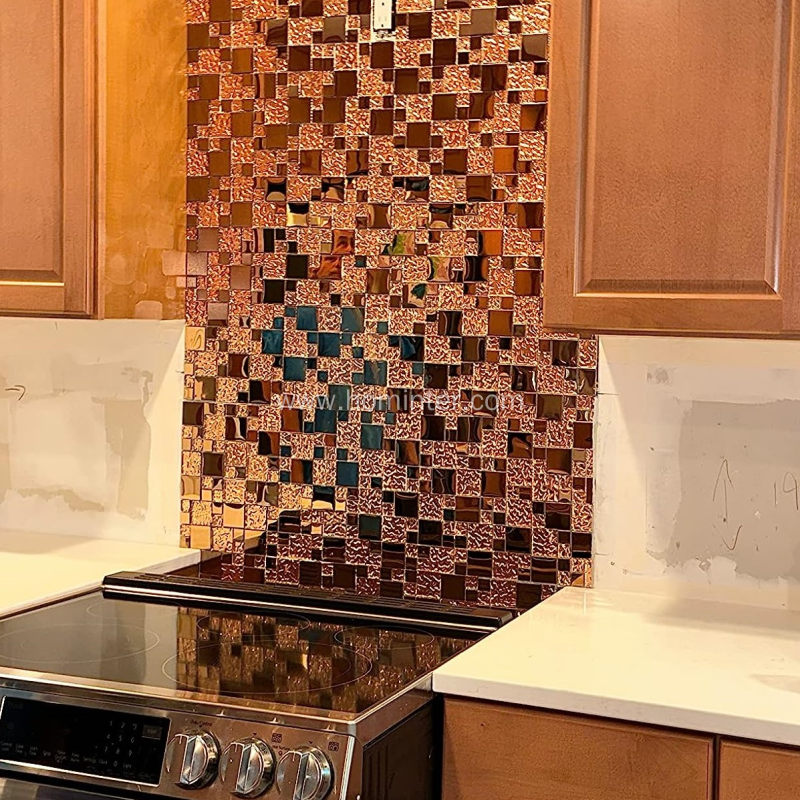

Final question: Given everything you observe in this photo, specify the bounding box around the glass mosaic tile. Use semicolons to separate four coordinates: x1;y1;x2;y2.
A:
182;0;596;610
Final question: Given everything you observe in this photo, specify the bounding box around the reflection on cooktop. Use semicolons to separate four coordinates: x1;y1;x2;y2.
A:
0;592;473;716
163;607;469;713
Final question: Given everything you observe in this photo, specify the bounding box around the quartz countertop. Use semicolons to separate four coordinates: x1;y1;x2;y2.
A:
434;587;800;747
0;530;199;618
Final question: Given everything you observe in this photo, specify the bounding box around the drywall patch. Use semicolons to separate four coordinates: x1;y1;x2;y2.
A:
17;488;105;514
647;367;673;386
0;318;183;543
651;399;800;581
102;398;151;519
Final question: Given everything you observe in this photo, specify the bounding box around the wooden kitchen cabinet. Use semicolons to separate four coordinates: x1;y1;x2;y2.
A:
0;0;185;318
543;0;800;337
442;699;713;800
0;0;94;316
719;739;800;799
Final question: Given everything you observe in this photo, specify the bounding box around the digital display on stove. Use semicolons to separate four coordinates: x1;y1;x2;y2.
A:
0;697;169;785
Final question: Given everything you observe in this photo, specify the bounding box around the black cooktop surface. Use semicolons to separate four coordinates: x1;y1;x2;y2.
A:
0;592;474;718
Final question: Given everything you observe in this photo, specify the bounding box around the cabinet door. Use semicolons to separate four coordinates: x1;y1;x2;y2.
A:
544;0;800;337
442;699;713;800
0;0;94;316
719;740;800;799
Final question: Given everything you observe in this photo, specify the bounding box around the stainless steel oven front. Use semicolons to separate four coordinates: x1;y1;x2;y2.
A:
0;687;355;800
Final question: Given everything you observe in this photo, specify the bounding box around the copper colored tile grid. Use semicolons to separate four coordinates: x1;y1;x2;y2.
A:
182;0;596;610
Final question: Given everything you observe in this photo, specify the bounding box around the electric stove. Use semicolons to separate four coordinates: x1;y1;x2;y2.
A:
0;573;511;800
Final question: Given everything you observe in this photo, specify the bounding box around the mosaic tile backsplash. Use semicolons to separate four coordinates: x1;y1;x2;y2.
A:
181;0;596;609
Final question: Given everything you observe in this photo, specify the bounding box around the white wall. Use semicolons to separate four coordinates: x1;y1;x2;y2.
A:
594;335;800;609
0;318;184;544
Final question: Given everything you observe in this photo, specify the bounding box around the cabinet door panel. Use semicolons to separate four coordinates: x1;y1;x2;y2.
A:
442;699;713;800
0;0;94;316
544;0;800;336
720;740;800;800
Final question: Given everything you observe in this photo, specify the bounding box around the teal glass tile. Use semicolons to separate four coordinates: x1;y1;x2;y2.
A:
364;361;387;385
284;357;307;380
297;306;318;330
341;307;365;332
318;333;341;357
328;385;351;410
262;329;284;354
336;461;358;486
314;409;337;433
361;424;383;449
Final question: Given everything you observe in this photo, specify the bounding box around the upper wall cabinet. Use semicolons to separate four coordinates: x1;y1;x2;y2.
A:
544;0;800;337
0;0;94;316
0;0;185;319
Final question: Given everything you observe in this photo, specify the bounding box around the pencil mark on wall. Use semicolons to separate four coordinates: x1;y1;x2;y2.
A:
712;457;733;522
783;472;799;511
3;385;25;401
649;399;800;582
721;525;743;552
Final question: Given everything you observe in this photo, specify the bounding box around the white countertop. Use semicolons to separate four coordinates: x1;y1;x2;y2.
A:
0;530;199;618
434;587;800;747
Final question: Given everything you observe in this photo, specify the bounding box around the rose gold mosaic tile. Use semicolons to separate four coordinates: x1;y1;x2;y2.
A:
183;0;595;609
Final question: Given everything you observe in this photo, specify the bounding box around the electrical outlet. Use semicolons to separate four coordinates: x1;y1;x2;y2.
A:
371;0;394;33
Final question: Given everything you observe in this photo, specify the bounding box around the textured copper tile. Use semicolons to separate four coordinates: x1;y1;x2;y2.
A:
182;0;595;610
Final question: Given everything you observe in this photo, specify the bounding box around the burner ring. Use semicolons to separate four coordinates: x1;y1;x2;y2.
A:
161;642;373;698
0;624;160;666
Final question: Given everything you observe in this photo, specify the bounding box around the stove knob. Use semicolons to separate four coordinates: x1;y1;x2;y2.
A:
220;738;275;798
166;731;220;788
275;747;333;800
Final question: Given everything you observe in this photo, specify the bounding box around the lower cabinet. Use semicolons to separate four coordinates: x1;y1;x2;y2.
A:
719;740;800;800
442;699;800;800
442;699;713;800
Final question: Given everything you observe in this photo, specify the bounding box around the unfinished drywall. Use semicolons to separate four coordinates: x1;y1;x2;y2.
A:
0;318;184;543
594;335;800;609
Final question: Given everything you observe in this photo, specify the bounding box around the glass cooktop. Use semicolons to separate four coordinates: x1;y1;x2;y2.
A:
0;592;474;717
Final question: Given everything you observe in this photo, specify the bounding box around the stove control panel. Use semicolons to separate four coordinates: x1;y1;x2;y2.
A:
0;692;354;800
0;696;170;785
154;719;348;800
